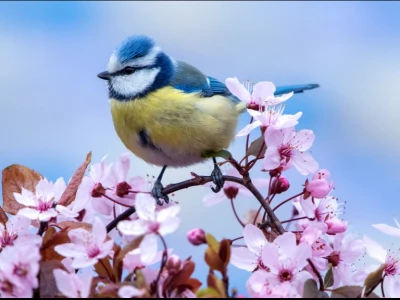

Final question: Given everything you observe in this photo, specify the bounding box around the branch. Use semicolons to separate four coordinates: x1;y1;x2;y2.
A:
106;207;136;233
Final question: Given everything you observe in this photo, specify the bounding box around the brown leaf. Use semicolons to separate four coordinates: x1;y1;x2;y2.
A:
0;207;8;225
57;221;93;232
113;236;144;283
167;260;196;291
41;228;71;262
246;136;267;157
42;226;57;246
95;258;115;282
218;239;231;268
331;286;380;298
182;278;202;292
207;272;226;298
39;260;67;298
363;264;385;293
2;164;43;215
58;152;92;206
205;247;224;273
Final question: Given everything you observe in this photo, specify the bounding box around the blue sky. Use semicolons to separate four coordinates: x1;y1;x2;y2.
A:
1;1;400;294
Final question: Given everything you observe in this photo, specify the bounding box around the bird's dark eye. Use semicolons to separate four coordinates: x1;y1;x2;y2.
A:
122;66;135;75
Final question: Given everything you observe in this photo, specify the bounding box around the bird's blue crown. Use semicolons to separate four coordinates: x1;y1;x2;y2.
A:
115;34;156;64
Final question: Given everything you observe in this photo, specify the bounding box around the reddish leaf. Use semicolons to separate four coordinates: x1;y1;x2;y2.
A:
2;164;42;215
39;260;67;298
168;260;196;291
41;228;71;262
95;258;115;282
57;221;92;232
58;152;92;206
205;248;224;273
218;239;231;268
207;272;226;298
0;207;8;225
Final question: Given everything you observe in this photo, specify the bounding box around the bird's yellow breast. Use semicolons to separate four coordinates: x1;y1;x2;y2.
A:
110;87;241;167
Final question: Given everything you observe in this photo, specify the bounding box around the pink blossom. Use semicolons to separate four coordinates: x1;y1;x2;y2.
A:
306;169;334;198
225;78;293;107
230;224;268;272
363;235;400;277
325;217;347;234
0;243;41;296
325;233;365;288
13;177;66;222
55;217;114;268
236;106;301;137
270;176;290;194
372;217;400;238
203;168;269;206
53;267;93;298
187;228;206;246
123;248;171;274
262;127;318;175
385;276;400;298
118;286;145;298
117;194;180;264
247;279;301;298
0;215;41;251
246;232;312;295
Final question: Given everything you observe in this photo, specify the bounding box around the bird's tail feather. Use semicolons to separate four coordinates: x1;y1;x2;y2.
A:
275;83;320;96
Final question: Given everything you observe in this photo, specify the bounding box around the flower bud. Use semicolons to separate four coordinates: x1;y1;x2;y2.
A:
91;183;106;198
270;177;290;194
326;251;340;267
306;169;334;198
224;186;239;199
326;217;347;235
166;254;182;271
187;228;206;246
116;181;132;197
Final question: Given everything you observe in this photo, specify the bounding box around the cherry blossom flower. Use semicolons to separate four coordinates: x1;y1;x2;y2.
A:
13;177;66;222
0;215;41;251
372;217;400;238
203;168;269;206
231;224;268;272
236;106;302;137
187;228;206;246
262;127;318;175
123;248;172;274
225;78;293;107
246;232;312;295
0;243;41;296
246;279;301;298
53;267;93;298
385;277;400;298
118;286;145;298
117;194;180;264
325;233;365;288
306;169;334;198
54;217;114;268
363;235;400;277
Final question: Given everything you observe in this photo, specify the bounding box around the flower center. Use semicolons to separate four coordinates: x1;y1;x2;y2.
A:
0;230;18;250
224;186;239;199
278;268;294;282
0;280;14;295
256;257;270;272
149;221;160;233
326;251;341;267
385;255;400;276
13;263;28;277
37;199;53;212
87;245;101;258
278;145;293;166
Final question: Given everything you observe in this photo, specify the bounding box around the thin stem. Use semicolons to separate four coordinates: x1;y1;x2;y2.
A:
244;116;254;166
230;199;245;227
253;206;262;225
100;193;133;208
381;275;386;298
154;234;168;297
280;216;311;225
37;222;47;236
272;192;305;212
128;190;151;194
99;259;113;282
247;140;266;171
230;236;244;244
268;194;276;204
307;259;324;292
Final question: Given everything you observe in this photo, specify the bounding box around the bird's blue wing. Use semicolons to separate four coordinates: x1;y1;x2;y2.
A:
274;84;320;96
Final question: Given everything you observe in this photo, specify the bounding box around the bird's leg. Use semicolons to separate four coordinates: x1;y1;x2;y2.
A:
151;165;169;205
210;157;225;193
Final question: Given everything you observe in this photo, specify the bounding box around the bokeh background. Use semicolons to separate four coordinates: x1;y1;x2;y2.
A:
1;1;400;294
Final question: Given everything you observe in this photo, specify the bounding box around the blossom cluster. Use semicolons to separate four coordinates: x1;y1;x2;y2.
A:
0;78;398;298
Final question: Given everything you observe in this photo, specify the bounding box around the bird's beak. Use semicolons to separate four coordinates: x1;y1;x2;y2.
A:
97;71;112;80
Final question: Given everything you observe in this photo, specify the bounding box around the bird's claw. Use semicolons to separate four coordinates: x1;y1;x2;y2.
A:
151;180;169;205
211;164;225;193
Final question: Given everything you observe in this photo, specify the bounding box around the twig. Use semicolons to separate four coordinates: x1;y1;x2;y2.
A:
106;207;136;233
272;192;305;212
307;259;324;292
230;199;245;227
154;234;168;297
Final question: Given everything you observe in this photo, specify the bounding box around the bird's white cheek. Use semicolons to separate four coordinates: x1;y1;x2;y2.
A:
111;68;160;98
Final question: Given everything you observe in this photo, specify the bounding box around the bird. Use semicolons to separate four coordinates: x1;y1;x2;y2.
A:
97;34;319;205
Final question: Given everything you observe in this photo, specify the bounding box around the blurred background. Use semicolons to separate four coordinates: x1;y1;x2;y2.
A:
1;1;400;294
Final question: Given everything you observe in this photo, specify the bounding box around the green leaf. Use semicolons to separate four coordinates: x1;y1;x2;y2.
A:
331;286;380;298
201;150;232;160
246;136;266;157
196;287;222;298
303;279;320;298
324;264;334;289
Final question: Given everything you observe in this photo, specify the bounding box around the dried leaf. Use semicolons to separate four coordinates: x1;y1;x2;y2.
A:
58;152;92;206
196;287;222;298
324;264;334;289
331;286;380;298
205;234;220;253
207;272;226;298
39;260;67;298
113;236;144;283
363;264;385;292
95;258;115;282
41;228;71;262
42;226;57;246
246;136;266;157
182;278;202;292
218;239;231;268
0;207;8;225
205;247;224;273
168;260;196;291
57;221;92;232
2;164;42;215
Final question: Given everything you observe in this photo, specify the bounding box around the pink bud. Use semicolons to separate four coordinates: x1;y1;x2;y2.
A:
187;228;206;246
306;169;334;198
326;217;347;235
224;186;239;199
270;177;290;194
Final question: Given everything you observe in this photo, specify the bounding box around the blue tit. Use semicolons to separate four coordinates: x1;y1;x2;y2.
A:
97;34;319;205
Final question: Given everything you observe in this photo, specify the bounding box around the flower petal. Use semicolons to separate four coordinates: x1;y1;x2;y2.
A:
13;189;36;206
363;235;386;263
372;223;400;238
203;192;226;207
225;77;251;104
158;217;180;235
262;147;281;171
17;208;40;220
55;243;87;258
53;269;78;298
261;243;280;273
252;81;276;105
290;129;315;151
117;219;147;236
38;209;58;222
236;121;262;137
119;286;144;298
135;194;156;221
243;224;266;254
157;205;180;223
292;152;319;175
92;217;107;245
230;247;258;271
72;256;98;269
140;234;158;264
